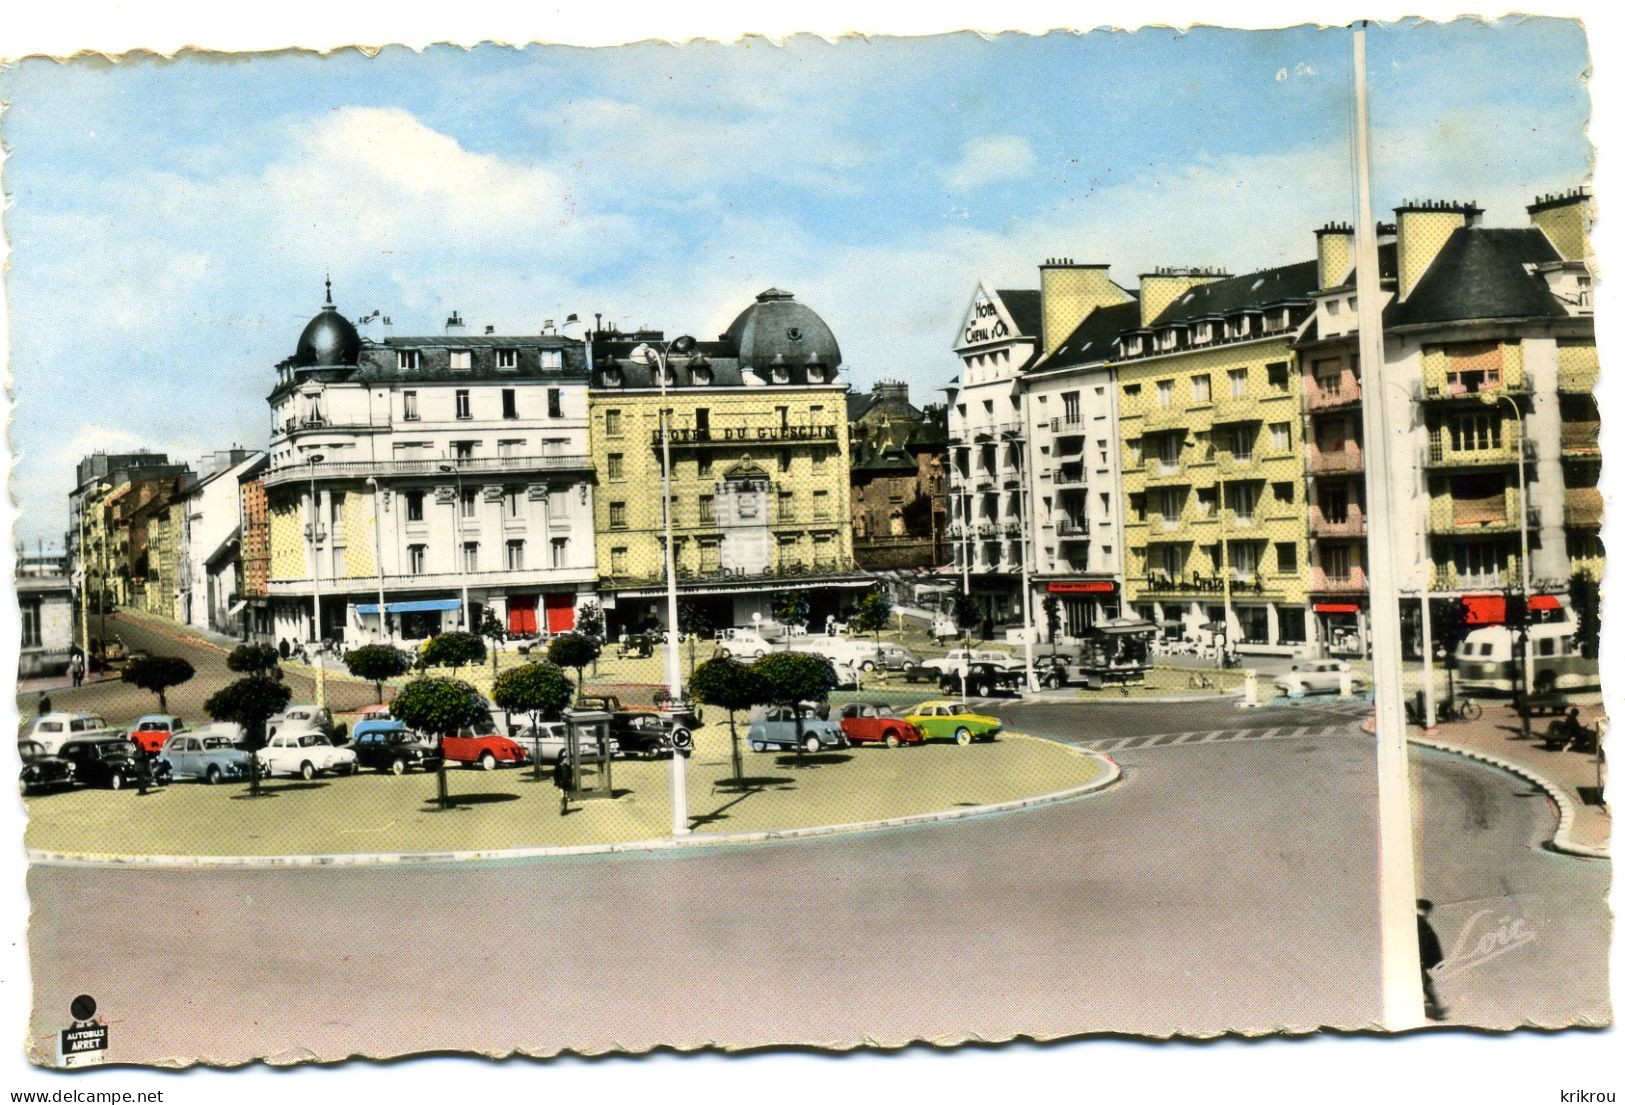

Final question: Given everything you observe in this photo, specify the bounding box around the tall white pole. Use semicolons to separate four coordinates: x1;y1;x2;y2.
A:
657;349;689;836
1352;23;1426;1030
1509;398;1533;699
78;500;91;655
368;476;388;645
958;463;971;700
308;463;327;709
1011;429;1038;691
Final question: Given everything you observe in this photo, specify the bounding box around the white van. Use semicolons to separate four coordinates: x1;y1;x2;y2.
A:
1454;620;1598;695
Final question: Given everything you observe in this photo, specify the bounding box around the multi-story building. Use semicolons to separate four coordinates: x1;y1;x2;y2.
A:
17;551;74;678
586;288;868;634
1297;190;1598;658
945;282;1043;633
847;380;949;570
238;461;273;641
68;451;190;626
262;286;597;647
1113;264;1318;653
1018;266;1139;635
176;449;264;635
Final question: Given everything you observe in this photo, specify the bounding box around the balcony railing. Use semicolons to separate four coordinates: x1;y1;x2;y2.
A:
1054;518;1090;538
1565;487;1603;528
1309;505;1366;537
1311;567;1368;593
1423;436;1534;469
1304;370;1362;411
1050;415;1086;436
264;453;591;488
1214;450;1260;476
1132;572;1289;598
1308;444;1363;475
1143;458;1184;483
277;414;392;437
1562;421;1601;458
1416;376;1530;403
1054;468;1088;489
1138;405;1188;432
652;423;839;447
1427;508;1539;537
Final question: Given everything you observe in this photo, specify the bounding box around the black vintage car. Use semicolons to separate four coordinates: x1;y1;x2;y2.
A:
18;740;76;795
57;737;170;791
938;661;1025;698
351;723;444;775
575;695;696;759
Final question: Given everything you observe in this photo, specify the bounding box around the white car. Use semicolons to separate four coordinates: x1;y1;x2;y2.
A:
266;704;334;741
1273;660;1369;698
919;649;1021;676
714;628;775;660
28;712;120;754
515;721;621;764
255;729;358;780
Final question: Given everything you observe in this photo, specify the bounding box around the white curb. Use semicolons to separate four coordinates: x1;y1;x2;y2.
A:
25;737;1121;870
1410;735;1609;860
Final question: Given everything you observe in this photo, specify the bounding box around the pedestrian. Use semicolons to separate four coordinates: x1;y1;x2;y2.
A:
37;694;53;717
278;638;291;661
69;650;85;688
1417;899;1448;1020
825;613;836;637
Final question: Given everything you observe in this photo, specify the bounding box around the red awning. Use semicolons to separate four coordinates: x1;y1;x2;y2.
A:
1046;580;1117;594
1529;594;1562;612
1314;602;1361;614
1461;594;1507;626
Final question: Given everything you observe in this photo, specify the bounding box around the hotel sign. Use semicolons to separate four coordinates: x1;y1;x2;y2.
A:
962;296;1012;347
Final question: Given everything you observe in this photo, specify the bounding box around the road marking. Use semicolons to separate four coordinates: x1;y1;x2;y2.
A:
1083;720;1360;753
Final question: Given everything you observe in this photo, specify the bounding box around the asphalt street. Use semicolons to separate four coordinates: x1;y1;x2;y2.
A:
25;686;1608;1064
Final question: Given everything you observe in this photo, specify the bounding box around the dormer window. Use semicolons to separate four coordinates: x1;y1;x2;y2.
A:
497;349;519;370
1123;336;1143;357
1195;322;1212;343
540;350;563;371
449;349;472;371
807;364;826;383
397;349;421;371
603;367;623;387
692;366;712;386
771;365;790;384
661;368;677;387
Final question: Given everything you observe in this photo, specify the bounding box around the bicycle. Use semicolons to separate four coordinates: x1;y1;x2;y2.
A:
1436;697;1481;723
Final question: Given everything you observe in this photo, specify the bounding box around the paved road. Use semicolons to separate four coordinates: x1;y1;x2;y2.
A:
19;615;381;727
25;696;1607;1064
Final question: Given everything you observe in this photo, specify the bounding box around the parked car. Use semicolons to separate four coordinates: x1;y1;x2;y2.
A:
440;715;530;770
57;737;170;790
918;649;1020;676
869;643;921;673
127;714;187;756
575;692;704;732
255;730;358;780
747;706;849;753
903;701;1003;745
267;704;336;742
28;712;120;755
18;740;76;795
158;731;253;784
714;628;775;660
351;720;444;775
575;694;697;758
939;661;1024;698
1273;660;1369;699
838;702;924;748
515;721;621;765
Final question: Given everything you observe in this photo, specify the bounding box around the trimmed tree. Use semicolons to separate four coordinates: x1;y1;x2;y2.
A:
226;642;281;679
1042;594;1063;656
771;591;810;629
850;588;893;643
546;633;601;695
476;608;508;677
491;662;575;778
121;655;195;714
575;602;606;674
749;651;838;757
343;644;413;704
389;677;491;810
204;675;293;750
690;656;763;782
677;599;715;676
420;631;486;672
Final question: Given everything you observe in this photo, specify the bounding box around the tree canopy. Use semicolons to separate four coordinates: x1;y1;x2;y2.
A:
419;631;487;671
546;632;601;686
849;589;894;640
226;642;280;677
491;662;574;724
770;591;810;627
120;655;196;712
203;675;293;748
690;656;764;714
749;651;837;713
574;601;606;646
390;678;488;738
343;645;413;703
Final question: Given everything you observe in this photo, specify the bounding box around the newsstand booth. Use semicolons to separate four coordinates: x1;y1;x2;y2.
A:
1049;617;1156;687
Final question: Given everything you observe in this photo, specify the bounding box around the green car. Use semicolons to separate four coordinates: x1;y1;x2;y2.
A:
902;700;1003;745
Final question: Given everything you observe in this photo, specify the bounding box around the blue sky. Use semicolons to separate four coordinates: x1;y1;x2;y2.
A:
2;18;1591;546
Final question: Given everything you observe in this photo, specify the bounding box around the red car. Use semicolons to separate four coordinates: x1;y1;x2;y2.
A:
439;721;529;770
838;702;925;748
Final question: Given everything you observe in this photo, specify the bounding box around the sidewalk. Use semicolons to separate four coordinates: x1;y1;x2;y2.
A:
1413;702;1609;857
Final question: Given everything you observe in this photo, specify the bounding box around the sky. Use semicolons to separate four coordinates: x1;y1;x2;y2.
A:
1;17;1593;547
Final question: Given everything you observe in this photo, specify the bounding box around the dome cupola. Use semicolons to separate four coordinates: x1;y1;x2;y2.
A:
723;288;842;374
292;277;361;367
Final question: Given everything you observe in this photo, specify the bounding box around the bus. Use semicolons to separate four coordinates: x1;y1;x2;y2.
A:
1453;619;1599;696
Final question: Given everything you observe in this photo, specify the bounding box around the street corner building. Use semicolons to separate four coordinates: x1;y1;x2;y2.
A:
262;286;597;645
945;187;1600;663
586;288;869;635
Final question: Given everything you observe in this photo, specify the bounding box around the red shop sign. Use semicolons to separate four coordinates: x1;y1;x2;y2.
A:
1046;580;1118;594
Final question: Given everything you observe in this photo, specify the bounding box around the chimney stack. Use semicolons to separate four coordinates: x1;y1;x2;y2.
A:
1394;200;1482;300
1527;187;1591;263
1314;222;1355;289
1137;266;1228;328
445;310;466;336
1038;260;1132;356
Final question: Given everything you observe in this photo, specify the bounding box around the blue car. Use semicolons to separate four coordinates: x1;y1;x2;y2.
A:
746;706;849;754
158;731;252;784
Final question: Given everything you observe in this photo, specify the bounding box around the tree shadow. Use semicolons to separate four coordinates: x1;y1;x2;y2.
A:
772;753;853;769
713;775;795;791
419;792;522;811
229;781;330;799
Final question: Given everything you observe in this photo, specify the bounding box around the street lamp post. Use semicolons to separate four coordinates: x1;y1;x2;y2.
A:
436;463;473;631
632;335;696;838
955;453;972;701
306;454;327;709
1001;427;1038;692
1483;392;1534;721
367;476;389;645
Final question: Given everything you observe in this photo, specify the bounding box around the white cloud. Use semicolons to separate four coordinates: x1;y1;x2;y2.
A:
945;136;1038;192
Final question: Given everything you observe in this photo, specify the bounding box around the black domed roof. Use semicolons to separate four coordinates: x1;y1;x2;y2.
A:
724;288;842;370
293;280;361;367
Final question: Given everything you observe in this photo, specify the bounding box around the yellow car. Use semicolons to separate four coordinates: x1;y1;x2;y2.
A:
902;700;1003;746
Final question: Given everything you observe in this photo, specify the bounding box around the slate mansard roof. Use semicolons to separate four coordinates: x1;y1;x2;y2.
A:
1386;227;1569;328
